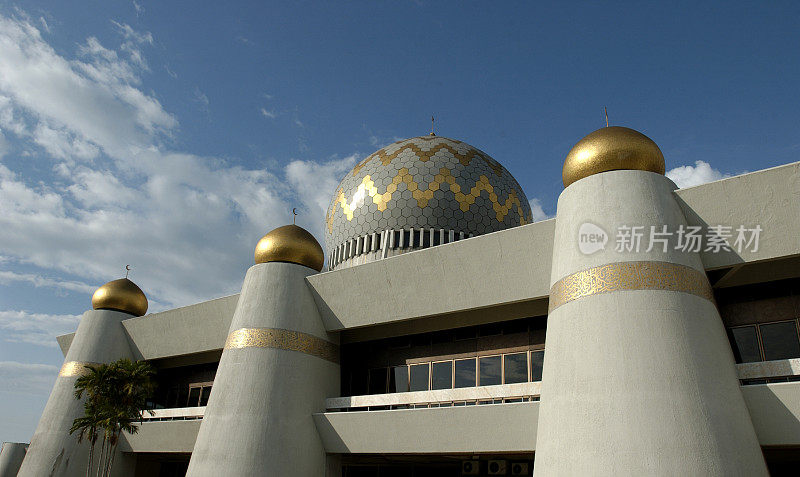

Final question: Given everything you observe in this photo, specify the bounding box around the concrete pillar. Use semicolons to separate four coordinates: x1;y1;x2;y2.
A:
186;261;340;477
534;170;767;476
17;310;135;477
0;442;28;477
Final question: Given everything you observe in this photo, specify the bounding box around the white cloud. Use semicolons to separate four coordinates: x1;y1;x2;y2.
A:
260;108;277;119
0;15;175;158
193;87;209;112
132;1;144;17
529;198;551;222
112;21;152;69
0;13;354;309
0;130;8;158
33;122;100;161
666;160;732;189
0;269;95;294
0;310;81;347
0;361;59;395
285;154;359;239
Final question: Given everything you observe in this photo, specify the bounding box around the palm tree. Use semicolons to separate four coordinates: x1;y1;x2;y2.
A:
70;358;155;477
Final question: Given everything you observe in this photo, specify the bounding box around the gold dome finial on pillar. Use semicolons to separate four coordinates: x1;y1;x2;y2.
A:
562;126;665;188
91;270;148;316
254;223;324;271
430;115;435;136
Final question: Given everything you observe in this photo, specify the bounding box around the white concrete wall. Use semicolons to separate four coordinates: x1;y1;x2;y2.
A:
18;310;136;477
535;171;767;476
742;381;800;446
120;420;201;454
0;443;27;477
314;403;539;454
186;262;339;477
111;381;800;458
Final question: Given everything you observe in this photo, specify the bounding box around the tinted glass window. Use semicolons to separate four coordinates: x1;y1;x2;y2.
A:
187;387;200;406
454;359;476;388
479;322;503;337
760;322;800;361
531;350;545;381
199;386;211;406
479;356;501;386
368;368;387;394
409;364;429;392
431;361;453;390
730;326;762;363
504;353;528;384
351;370;368;396
454;326;478;341
389;366;409;393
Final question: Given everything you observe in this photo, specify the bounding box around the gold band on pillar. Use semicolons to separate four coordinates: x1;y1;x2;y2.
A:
59;361;101;377
224;328;339;364
549;261;714;312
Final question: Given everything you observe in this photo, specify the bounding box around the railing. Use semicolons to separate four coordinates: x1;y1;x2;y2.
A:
139;406;205;422
736;357;800;382
326;381;541;411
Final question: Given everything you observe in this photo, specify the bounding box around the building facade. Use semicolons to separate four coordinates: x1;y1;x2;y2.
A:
8;128;800;476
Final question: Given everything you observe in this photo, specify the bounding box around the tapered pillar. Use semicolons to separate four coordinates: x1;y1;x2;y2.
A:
0;443;28;477
18;310;137;477
534;128;767;476
187;225;339;477
18;278;145;477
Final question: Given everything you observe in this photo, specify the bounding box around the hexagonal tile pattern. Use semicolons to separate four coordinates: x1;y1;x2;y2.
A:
325;135;532;266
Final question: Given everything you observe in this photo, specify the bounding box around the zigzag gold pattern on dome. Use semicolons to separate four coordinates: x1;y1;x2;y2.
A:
350;140;504;177
325;167;530;233
548;261;714;312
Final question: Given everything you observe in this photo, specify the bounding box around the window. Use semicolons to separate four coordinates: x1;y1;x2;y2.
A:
503;353;528;384
431;361;453;390
478;322;503;337
730;326;761;363
479;356;501;386
389;365;409;393
187;387;200;406
351;370;368;396
454;326;478;341
368;368;388;395
186;382;213;407
530;350;545;381
409;363;429;391
759;321;800;361
454;358;476;388
199;386;212;406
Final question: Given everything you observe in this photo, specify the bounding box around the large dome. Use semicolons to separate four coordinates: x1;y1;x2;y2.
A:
325;135;532;269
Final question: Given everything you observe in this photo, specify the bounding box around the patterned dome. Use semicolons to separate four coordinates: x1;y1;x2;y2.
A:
325;136;532;270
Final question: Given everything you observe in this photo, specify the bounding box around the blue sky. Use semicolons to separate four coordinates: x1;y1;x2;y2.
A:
1;1;798;443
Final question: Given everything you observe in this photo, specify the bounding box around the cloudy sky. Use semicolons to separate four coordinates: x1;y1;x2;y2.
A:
1;1;799;443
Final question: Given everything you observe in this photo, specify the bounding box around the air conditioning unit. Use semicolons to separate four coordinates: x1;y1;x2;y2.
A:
511;462;529;475
488;459;507;475
461;460;480;475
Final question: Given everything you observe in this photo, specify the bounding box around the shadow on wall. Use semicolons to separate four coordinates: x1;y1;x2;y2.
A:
672;194;745;269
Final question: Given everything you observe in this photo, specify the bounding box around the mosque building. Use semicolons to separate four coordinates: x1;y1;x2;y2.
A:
3;126;800;476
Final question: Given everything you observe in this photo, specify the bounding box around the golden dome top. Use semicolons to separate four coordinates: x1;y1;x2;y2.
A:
562;126;665;187
254;224;324;271
91;278;148;316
